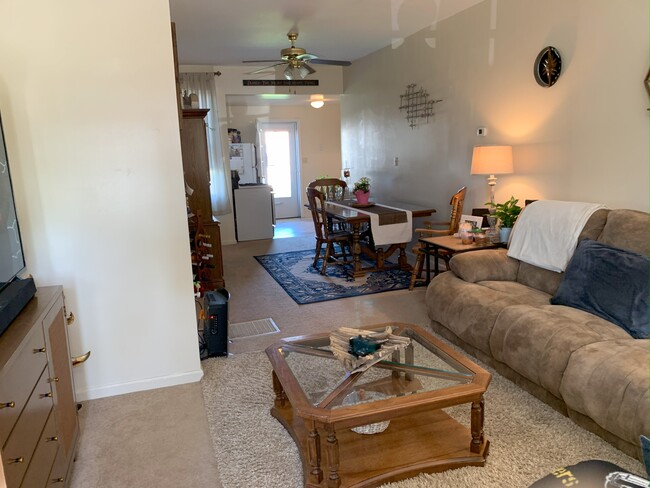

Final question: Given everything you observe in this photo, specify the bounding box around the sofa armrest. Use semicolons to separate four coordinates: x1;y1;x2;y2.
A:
449;249;520;283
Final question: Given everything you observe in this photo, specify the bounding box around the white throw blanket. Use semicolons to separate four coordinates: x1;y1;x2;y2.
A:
507;200;606;272
328;202;413;246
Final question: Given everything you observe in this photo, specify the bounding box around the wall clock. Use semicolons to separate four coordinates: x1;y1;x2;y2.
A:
534;46;562;87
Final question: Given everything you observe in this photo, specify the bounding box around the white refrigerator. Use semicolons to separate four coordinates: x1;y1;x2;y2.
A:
234;185;275;241
229;143;258;184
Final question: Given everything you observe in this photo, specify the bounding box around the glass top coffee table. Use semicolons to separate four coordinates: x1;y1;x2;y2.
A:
265;322;491;488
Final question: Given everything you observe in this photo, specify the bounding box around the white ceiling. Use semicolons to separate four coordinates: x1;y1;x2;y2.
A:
169;0;485;66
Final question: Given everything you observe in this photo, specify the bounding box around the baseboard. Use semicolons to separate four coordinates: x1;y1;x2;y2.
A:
222;239;238;246
75;369;204;401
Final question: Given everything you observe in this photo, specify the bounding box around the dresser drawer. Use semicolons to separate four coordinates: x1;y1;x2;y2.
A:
0;322;48;445
2;368;53;488
46;444;67;486
19;410;59;488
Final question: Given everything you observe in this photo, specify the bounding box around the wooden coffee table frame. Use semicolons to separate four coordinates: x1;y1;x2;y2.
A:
265;323;491;488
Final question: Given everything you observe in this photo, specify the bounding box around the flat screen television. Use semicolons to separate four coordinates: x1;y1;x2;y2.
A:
0;113;35;335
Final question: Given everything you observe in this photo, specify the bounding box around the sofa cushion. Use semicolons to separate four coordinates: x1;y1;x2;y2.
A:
550;239;649;339
516;262;564;296
560;339;650;446
449;249;519;283
489;304;633;398
426;272;550;355
597;209;649;255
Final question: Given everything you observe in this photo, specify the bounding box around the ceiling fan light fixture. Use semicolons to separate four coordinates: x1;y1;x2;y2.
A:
283;63;311;80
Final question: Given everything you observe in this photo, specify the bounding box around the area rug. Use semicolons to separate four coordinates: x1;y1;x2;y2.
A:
200;347;644;488
254;249;414;304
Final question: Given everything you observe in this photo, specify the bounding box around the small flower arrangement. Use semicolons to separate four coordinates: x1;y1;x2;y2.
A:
353;176;370;193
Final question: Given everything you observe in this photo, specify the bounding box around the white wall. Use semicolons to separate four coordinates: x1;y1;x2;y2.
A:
0;0;202;400
341;0;649;217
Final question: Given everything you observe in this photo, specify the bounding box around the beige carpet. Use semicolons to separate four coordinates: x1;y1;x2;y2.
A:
200;348;644;488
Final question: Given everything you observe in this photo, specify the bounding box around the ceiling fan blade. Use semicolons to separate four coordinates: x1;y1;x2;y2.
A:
242;60;285;64
310;59;352;66
297;53;318;62
246;63;287;75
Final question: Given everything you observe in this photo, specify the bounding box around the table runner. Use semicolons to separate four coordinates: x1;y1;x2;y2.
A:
328;201;413;246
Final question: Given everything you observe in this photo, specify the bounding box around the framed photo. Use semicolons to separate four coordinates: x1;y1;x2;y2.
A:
460;214;484;230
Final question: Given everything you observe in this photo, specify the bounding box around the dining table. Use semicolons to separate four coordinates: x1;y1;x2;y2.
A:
318;199;436;278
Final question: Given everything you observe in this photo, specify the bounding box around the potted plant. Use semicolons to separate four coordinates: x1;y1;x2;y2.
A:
353;176;371;204
491;196;522;242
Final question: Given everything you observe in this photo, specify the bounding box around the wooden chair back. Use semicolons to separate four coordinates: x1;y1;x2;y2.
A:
448;186;467;234
306;187;329;240
308;178;347;201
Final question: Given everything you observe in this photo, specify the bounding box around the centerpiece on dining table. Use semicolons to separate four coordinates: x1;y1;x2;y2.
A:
352;176;371;205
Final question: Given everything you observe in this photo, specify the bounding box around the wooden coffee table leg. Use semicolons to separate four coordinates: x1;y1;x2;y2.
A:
307;420;323;485
470;396;485;453
405;341;414;382
325;426;341;487
272;371;287;408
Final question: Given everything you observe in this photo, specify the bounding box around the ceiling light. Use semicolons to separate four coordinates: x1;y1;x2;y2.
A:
310;95;325;109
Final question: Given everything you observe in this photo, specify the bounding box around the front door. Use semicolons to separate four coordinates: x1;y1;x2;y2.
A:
257;121;300;219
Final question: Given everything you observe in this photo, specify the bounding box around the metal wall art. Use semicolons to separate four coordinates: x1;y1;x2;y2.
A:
534;46;562;87
399;84;442;128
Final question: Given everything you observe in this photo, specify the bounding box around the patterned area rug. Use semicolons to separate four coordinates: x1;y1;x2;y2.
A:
254;249;414;304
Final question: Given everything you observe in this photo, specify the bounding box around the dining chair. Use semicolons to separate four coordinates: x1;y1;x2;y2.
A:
308;177;350;232
409;186;467;290
307;178;348;201
306;187;353;275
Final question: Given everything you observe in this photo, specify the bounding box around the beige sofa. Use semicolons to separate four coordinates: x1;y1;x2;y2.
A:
425;208;649;460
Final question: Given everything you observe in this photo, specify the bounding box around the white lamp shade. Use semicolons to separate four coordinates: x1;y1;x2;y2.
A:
470;145;514;175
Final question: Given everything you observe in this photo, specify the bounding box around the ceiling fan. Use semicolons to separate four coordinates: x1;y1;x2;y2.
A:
243;33;351;80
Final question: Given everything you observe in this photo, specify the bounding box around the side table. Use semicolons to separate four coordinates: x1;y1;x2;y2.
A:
419;235;504;284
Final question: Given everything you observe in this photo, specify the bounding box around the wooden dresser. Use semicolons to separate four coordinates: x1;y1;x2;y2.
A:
180;108;225;291
0;286;78;487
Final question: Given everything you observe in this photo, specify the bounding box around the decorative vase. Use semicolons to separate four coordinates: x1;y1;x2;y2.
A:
355;190;370;204
486;215;500;243
459;222;473;245
500;227;512;243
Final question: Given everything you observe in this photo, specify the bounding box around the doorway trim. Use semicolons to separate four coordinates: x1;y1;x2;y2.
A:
256;119;302;219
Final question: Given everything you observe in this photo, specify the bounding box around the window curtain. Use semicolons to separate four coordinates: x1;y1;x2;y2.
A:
179;72;232;215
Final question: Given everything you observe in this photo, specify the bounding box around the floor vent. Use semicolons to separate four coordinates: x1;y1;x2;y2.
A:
228;318;280;340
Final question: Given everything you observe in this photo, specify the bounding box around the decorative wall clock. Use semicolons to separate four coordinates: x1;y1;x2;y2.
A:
534;46;562;87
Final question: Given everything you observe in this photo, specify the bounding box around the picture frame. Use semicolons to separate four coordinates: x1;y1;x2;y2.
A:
460;214;484;230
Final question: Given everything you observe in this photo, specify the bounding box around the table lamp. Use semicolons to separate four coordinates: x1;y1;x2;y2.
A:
470;145;514;206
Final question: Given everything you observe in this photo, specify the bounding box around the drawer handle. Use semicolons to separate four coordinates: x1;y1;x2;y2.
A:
46;436;59;442
9;457;24;464
0;401;15;409
66;312;75;326
48;377;59;383
72;351;91;366
33;347;46;353
52;477;65;483
40;392;53;399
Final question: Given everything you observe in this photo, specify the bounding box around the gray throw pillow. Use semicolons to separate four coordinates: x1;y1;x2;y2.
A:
550;239;649;339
